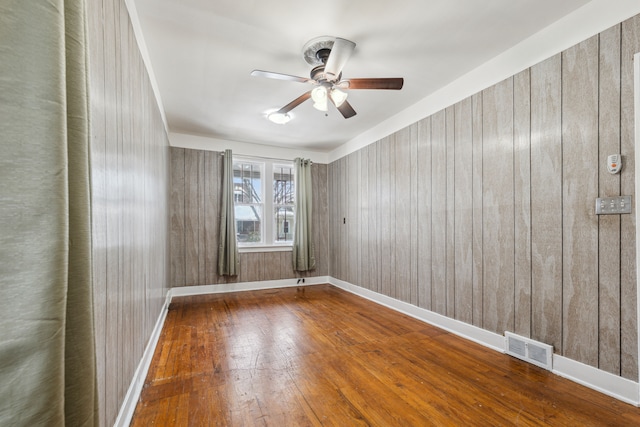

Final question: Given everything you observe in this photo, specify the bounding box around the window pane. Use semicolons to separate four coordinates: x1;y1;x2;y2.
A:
235;205;262;243
233;162;262;203
273;165;294;205
274;206;294;242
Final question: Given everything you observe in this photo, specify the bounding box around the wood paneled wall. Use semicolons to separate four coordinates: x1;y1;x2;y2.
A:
87;0;170;425
170;147;329;287
329;15;640;381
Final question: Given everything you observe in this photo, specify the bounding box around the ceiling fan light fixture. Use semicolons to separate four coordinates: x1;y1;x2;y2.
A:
329;88;348;107
311;86;328;111
267;111;291;124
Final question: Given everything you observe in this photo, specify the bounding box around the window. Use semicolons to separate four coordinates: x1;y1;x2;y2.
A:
233;157;294;249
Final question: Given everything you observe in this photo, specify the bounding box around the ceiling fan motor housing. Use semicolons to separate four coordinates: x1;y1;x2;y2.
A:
310;65;340;84
315;48;331;64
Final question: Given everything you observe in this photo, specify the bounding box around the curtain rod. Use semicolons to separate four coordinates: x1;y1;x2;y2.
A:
220;152;312;163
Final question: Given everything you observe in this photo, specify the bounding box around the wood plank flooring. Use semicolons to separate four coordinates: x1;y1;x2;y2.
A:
131;285;640;426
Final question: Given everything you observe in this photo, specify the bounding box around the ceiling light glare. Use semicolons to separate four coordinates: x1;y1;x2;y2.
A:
312;86;328;111
329;88;348;107
267;112;291;124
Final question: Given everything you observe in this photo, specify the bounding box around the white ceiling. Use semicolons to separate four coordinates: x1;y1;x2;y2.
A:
131;0;592;152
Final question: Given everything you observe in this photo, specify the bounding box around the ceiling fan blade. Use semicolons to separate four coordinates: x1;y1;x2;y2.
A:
276;91;312;114
340;77;404;90
324;38;356;81
331;98;357;119
251;70;315;84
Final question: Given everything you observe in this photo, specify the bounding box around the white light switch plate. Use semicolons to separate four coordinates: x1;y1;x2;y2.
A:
595;196;632;215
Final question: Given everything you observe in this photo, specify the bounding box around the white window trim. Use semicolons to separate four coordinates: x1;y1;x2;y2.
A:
234;155;294;250
239;245;292;253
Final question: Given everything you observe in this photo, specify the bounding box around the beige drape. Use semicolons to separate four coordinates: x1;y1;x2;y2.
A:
218;149;240;276
0;0;97;425
292;158;316;271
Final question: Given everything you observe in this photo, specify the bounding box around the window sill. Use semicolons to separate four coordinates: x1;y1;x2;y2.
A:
238;245;292;253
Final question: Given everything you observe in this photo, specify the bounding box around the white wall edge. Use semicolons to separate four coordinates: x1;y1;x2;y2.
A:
113;294;171;427
168;276;331;299
123;0;169;133
169;132;330;164
635;51;640;405
329;0;640;163
329;277;640;407
328;277;505;353
553;355;640;406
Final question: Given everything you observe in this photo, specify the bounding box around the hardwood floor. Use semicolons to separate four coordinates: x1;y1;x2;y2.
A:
131;285;640;426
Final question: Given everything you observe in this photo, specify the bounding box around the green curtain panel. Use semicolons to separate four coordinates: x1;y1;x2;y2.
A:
0;0;97;425
218;149;240;276
292;158;316;272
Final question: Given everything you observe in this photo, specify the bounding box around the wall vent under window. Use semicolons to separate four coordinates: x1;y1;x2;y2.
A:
504;332;553;371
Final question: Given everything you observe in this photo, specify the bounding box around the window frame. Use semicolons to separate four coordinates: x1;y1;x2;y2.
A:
233;156;295;252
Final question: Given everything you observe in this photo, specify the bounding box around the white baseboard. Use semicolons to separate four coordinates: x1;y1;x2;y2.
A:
168;276;330;299
553;355;640;405
328;277;640;407
328;277;505;352
114;294;172;427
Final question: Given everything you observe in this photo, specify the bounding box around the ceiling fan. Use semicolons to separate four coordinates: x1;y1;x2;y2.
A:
251;36;404;122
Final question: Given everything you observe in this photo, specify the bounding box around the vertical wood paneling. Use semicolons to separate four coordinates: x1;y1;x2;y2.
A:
472;93;484;327
369;142;380;294
197;149;206;283
446;106;456;316
410;123;419;306
103;0;121;418
118;8;133;396
314;163;329;277
379;137;392;296
347;152;360;285
482;78;515;334
328;162;336;277
280;251;296;279
360;147;371;290
131;26;145;361
115;0;127;400
338;157;343;282
88;0;170;424
87;0;107;423
334;157;343;280
263;252;281;280
454;98;473;324
184;149;201;286
340;156;349;281
562;36;600;366
240;252;263;283
431;110;447;315
598;24;622;376
338;157;344;281
337;158;343;281
278;251;298;279
530;54;563;352
417;117;432;309
395;127;412;303
388;136;397;298
170;148;185;286
514;69;532;338
621;14;640;381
